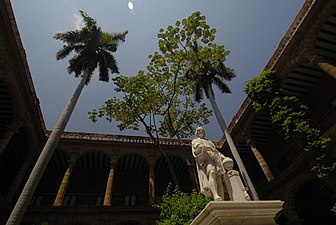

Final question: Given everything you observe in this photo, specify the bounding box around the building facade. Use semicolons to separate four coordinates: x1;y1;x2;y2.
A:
0;0;335;225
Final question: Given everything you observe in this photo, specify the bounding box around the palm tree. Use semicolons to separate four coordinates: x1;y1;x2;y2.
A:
6;11;127;225
186;55;259;200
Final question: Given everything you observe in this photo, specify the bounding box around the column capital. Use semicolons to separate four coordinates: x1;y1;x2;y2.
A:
296;48;330;66
109;160;117;168
67;159;76;168
241;131;254;147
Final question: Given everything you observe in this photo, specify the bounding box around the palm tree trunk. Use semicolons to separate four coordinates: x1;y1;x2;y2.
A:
206;85;259;200
6;71;89;225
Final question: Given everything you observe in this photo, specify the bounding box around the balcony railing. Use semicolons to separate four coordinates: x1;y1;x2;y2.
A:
30;193;152;207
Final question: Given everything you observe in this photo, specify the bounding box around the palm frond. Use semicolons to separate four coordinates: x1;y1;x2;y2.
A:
101;50;119;74
101;31;128;53
213;76;231;93
97;55;109;82
54;30;81;44
67;55;83;77
194;80;204;102
79;10;96;28
56;45;74;60
56;45;84;60
55;10;127;84
111;31;128;42
215;63;236;81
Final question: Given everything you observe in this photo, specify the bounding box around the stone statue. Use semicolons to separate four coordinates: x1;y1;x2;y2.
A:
192;127;250;201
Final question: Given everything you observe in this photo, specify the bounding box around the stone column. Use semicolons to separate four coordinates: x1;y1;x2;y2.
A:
317;61;336;80
53;160;75;206
246;138;274;182
103;161;116;206
148;164;156;205
302;49;336;80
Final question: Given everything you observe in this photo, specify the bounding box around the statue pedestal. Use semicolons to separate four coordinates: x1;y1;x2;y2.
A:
190;201;283;225
223;170;250;201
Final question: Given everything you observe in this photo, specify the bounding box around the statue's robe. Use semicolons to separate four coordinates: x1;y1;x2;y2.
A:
191;137;229;198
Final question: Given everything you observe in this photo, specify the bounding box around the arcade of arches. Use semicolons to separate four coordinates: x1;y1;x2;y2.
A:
1;0;336;224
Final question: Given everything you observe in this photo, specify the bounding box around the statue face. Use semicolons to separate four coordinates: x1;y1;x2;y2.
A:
196;128;205;138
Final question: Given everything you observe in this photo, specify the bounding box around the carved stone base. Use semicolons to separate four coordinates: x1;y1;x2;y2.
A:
223;170;250;201
191;201;284;225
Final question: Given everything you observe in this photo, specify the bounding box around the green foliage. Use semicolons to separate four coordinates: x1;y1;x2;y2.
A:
54;10;127;84
245;70;331;177
88;12;216;140
244;70;282;112
89;67;211;139
155;11;235;102
312;154;336;178
332;203;336;214
156;184;210;225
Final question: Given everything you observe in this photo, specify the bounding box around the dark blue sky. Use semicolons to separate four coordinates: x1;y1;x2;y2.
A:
12;0;304;140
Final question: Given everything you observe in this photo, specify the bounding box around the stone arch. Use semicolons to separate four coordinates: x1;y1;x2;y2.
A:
302;1;336;52
113;153;150;206
66;151;110;206
113;149;151;167
0;69;26;127
280;170;317;222
277;4;336;79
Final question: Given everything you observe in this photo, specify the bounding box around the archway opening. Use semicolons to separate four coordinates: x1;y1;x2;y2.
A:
67;152;110;206
113;154;149;206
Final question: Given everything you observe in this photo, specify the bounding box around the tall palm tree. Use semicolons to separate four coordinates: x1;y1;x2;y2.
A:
186;55;259;200
6;11;127;225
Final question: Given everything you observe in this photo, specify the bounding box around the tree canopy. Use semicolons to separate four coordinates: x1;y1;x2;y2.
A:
54;10;128;84
155;11;235;102
88;11;229;140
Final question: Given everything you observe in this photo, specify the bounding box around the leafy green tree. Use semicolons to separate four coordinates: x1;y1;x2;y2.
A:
6;11;127;225
156;184;210;225
89;60;212;185
151;11;258;200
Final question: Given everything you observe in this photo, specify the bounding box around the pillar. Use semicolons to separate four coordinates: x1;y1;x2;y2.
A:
149;164;155;205
103;161;116;206
53;160;75;206
317;61;336;80
246;138;274;182
302;49;336;80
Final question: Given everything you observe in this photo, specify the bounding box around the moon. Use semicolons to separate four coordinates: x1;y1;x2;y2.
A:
128;2;134;10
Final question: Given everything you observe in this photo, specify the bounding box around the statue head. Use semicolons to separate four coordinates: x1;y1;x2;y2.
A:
195;126;205;139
